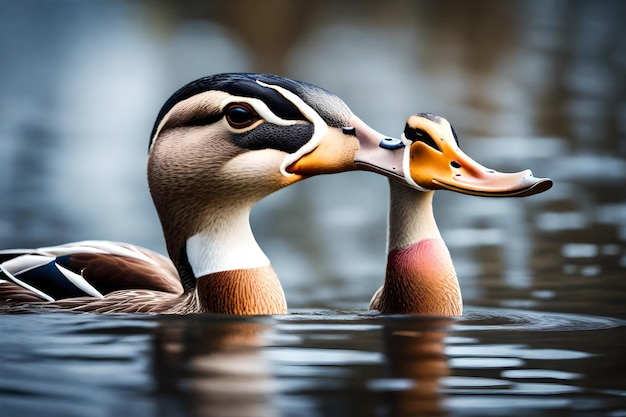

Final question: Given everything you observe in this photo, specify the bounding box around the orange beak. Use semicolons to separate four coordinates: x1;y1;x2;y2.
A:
403;114;552;197
408;141;552;197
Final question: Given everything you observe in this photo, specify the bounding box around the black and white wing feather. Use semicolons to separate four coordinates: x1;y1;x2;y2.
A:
0;241;182;305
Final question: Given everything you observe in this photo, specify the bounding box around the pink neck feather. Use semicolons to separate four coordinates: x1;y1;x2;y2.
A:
371;181;462;315
373;238;462;315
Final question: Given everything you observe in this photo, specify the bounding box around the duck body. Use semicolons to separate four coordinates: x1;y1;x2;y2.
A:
0;240;291;314
0;241;182;313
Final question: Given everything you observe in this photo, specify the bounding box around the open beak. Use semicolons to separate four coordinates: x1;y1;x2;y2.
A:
402;114;552;197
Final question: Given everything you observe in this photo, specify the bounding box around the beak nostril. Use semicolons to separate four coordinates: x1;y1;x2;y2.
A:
486;169;495;173
451;161;462;168
342;126;356;136
379;137;405;150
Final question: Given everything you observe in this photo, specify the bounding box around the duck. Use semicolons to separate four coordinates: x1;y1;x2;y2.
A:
368;113;552;315
0;73;552;315
0;73;421;314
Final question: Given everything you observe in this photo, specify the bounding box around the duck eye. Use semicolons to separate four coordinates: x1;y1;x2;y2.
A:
404;126;441;152
224;103;259;129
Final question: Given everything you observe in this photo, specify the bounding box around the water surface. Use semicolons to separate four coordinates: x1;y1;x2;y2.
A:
1;310;625;417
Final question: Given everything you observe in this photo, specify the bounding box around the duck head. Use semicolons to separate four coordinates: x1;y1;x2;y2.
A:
146;73;418;292
355;112;553;196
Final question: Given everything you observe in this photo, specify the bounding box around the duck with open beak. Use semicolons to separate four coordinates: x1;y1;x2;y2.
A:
358;112;552;316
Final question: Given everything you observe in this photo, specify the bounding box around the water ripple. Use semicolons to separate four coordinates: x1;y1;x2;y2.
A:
456;307;625;332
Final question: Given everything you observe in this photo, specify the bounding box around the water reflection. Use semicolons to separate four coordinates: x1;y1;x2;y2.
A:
152;317;278;417
0;309;624;416
374;318;452;417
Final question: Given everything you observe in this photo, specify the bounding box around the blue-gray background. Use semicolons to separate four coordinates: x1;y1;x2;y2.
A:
1;0;624;314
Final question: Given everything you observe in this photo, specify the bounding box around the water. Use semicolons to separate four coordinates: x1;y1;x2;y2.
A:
1;0;625;416
1;310;624;417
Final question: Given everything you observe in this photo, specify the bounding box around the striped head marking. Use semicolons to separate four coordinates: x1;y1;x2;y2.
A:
149;73;353;172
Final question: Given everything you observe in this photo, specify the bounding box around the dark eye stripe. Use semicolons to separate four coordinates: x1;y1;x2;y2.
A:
230;123;314;154
224;80;304;122
403;125;441;152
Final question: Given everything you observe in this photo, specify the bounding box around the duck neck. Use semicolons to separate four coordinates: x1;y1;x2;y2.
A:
186;206;270;278
387;181;443;252
180;205;287;314
193;266;287;314
374;180;462;316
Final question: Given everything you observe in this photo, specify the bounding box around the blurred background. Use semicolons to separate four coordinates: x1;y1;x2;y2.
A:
0;0;624;316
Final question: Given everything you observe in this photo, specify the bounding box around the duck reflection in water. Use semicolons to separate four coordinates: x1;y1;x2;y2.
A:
149;315;453;417
376;317;452;417
152;317;277;417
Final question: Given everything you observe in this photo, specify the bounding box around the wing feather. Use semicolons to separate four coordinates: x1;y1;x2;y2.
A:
0;241;183;305
0;280;49;304
0;266;55;301
54;264;104;298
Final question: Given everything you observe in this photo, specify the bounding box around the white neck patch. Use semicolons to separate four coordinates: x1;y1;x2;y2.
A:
186;211;270;278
